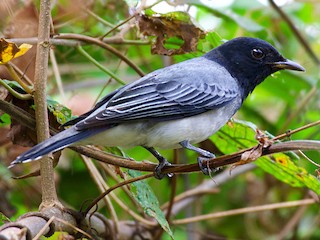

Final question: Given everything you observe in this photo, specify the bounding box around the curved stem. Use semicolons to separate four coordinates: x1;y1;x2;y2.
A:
83;173;155;218
5;63;33;94
0;79;32;100
76;46;126;85
55;33;145;76
9;62;34;85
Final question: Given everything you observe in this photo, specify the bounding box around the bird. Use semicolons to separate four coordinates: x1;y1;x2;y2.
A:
10;37;305;179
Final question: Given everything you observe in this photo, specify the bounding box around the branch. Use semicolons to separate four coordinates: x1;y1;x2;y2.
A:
0;210;149;239
33;0;61;208
1;99;319;176
75;140;320;175
7;37;150;46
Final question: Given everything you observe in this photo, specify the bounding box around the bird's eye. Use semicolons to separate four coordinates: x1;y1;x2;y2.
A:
251;48;265;59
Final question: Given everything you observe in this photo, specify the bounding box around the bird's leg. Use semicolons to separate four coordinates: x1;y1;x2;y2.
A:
144;147;172;179
179;140;217;175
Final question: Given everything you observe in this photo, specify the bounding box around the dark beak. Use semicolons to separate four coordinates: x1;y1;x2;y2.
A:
271;59;305;72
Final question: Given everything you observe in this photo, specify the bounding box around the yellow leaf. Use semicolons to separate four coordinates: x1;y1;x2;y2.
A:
0;38;32;64
15;43;33;58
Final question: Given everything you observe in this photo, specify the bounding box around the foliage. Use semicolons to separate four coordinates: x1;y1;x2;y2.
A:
0;0;319;239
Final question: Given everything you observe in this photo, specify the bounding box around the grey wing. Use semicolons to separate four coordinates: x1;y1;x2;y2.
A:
62;86;124;127
75;59;239;130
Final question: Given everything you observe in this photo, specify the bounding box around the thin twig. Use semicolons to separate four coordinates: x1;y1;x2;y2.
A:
83;173;154;217
100;15;135;40
161;188;219;211
168;164;255;217
53;216;93;239
279;86;318;133
4;63;33;94
55;33;145;76
82;156;120;236
84;8;115;28
172;198;316;225
273;120;320;141
9;62;34;85
76;45;126;85
32;216;55;240
100;164;143;213
298;150;320;168
94;72;118;103
49;49;66;101
83;156;156;227
268;0;320;64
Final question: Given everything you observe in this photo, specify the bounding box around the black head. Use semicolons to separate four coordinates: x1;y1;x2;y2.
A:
204;37;305;98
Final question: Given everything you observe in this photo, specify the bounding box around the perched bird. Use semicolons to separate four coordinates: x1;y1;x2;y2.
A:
10;37;305;178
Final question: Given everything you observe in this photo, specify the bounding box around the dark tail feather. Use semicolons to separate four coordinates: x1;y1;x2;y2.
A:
10;127;101;166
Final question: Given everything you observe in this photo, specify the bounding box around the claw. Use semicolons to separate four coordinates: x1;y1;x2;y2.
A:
197;155;218;176
180;140;218;175
154;160;172;179
144;147;173;179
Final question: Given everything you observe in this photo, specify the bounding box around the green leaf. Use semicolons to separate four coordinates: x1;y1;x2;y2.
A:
128;170;174;239
0;113;11;127
255;154;320;194
204;32;224;49
46;99;74;125
210;119;258;153
211;120;320;194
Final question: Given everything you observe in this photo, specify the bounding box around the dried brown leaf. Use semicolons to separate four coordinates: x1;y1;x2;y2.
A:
255;129;273;148
230;145;263;173
137;12;205;55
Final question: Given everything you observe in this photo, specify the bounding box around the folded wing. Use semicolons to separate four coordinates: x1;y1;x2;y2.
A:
75;58;239;130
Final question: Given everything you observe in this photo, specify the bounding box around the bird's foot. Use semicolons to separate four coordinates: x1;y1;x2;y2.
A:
154;159;173;180
179;140;218;175
197;152;218;175
144;146;173;179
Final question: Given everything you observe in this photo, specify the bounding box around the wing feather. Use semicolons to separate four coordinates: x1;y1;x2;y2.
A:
75;58;239;130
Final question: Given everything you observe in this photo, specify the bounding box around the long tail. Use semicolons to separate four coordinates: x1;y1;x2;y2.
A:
10;126;102;166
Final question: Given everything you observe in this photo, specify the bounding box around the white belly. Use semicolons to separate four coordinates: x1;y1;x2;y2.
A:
78;100;240;149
